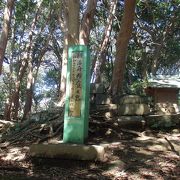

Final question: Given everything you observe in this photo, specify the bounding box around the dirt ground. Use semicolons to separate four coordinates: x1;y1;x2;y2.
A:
0;116;180;180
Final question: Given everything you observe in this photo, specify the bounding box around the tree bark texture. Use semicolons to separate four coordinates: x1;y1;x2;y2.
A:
79;0;97;45
4;59;28;121
59;0;80;102
0;0;14;75
111;0;136;97
67;0;80;45
94;0;117;83
23;0;43;119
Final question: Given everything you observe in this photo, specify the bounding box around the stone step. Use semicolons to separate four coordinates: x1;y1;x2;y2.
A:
117;116;145;129
119;95;151;104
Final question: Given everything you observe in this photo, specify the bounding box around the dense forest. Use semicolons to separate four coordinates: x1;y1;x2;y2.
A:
0;0;179;121
0;1;180;179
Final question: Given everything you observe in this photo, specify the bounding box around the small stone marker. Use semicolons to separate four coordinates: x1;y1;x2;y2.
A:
63;45;90;144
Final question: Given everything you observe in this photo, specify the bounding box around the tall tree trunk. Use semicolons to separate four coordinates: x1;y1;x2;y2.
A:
111;0;136;98
4;99;12;121
141;51;148;81
23;38;50;120
23;0;43;119
23;5;54;119
4;24;27;121
151;43;163;76
94;0;117;83
67;0;80;45
0;0;14;75
23;66;33;119
51;35;62;97
59;0;80;104
4;58;28;121
79;0;97;45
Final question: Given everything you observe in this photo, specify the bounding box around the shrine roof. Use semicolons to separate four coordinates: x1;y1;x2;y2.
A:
147;75;180;89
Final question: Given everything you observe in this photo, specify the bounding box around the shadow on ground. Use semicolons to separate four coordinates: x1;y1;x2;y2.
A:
0;116;180;179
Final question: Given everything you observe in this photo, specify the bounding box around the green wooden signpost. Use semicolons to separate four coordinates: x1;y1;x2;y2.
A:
63;45;90;144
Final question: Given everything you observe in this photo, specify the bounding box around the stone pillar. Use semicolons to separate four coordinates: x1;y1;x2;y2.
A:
63;45;90;144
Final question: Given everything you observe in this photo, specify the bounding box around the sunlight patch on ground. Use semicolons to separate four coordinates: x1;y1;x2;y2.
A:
102;168;127;179
0;146;29;161
135;135;154;141
100;142;123;148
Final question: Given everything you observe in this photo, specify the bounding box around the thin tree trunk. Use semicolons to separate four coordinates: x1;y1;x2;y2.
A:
79;0;97;45
111;0;136;98
4;99;12;121
23;65;33;120
151;43;163;76
0;0;14;75
23;6;54;119
23;0;43;119
4;58;28;121
93;0;117;83
10;23;21;120
4;20;16;121
141;51;148;81
52;36;62;97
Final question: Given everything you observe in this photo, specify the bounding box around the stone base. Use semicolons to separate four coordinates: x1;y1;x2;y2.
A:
145;114;180;128
118;104;150;115
30;143;105;161
117;116;145;130
119;95;151;104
